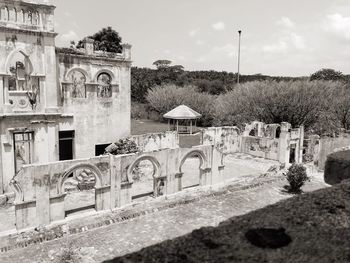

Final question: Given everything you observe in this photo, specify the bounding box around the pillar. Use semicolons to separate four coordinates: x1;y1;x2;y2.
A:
122;43;132;60
278;122;291;164
0;77;4;113
297;125;304;163
44;37;59;113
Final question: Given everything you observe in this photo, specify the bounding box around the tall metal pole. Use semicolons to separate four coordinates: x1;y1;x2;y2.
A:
237;30;242;84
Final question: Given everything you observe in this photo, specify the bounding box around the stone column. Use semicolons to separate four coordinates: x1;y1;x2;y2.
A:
122;43;132;60
278;122;291;164
297;125;305;163
0;77;4;113
3;77;11;113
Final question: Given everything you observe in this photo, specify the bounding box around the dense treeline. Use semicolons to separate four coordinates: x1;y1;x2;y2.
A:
146;81;350;135
131;67;304;103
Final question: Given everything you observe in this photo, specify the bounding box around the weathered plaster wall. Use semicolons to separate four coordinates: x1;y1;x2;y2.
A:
201;122;303;164
0;1;133;197
305;134;350;170
57;51;131;159
129;132;179;152
201;127;240;154
0;115;73;193
11;144;224;230
241;137;279;160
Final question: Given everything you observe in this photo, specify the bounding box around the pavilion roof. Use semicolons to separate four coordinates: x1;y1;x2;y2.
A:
163;105;202;120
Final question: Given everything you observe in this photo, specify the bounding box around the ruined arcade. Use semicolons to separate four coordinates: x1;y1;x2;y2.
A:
0;0;131;196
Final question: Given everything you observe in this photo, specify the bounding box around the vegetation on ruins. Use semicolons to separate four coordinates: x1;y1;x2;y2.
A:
284;164;309;194
105;139;139;155
76;27;123;53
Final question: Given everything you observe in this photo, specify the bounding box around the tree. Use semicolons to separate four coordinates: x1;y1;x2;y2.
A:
152;60;172;69
213;80;335;130
310;68;344;81
76;27;122;53
331;84;350;130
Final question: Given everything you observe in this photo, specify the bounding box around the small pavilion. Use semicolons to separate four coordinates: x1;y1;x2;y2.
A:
163;105;202;134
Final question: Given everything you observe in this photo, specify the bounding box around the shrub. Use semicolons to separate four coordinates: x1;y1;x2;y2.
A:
146;84;215;126
285;164;309;193
105;139;139;155
214;80;347;134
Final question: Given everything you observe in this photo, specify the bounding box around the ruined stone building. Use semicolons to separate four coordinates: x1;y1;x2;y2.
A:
0;0;132;196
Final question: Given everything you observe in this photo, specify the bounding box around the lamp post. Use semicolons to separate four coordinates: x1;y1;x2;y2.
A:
237;30;242;84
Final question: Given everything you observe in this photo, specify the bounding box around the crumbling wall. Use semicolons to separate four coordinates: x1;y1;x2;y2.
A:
304;134;350;170
318;135;350;170
241;137;279;160
10;144;224;230
129;131;179;152
201;127;240;154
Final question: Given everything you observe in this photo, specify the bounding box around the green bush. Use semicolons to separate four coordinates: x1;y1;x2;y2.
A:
105;139;139;155
285;164;309;194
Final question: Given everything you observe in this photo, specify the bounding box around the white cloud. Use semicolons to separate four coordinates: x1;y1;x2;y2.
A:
213;44;236;57
290;33;306;49
63;11;72;17
277;16;295;28
325;13;350;39
196;40;205;45
262;41;288;53
188;29;199;37
59;30;78;44
212;21;226;31
197;44;236;63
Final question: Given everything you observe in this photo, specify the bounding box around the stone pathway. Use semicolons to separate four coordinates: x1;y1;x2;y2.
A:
0;174;327;263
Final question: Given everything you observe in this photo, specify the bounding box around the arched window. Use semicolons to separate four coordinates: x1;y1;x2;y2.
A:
1;6;9;21
97;73;112;98
9;8;16;22
17;9;24;23
70;70;86;98
32;11;39;25
7;50;35;91
26;10;32;24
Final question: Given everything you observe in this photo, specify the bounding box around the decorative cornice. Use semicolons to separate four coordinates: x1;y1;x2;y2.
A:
0;0;56;10
56;50;131;64
0;24;57;37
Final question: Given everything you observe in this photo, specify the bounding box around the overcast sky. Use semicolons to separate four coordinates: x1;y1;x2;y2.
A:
51;0;350;77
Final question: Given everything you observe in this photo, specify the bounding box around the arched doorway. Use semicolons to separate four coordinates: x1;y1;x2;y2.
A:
128;156;161;201
60;165;101;217
179;150;206;190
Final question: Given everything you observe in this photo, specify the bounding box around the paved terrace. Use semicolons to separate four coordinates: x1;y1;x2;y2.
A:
0;154;327;263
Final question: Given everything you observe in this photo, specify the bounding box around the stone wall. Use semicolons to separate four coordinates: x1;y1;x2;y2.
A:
201;127;240;154
129;132;179;152
201;122;304;164
304;134;350;170
10;145;224;230
241;137;279;160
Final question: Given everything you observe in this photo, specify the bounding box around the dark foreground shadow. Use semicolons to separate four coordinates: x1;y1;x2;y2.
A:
104;181;350;263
